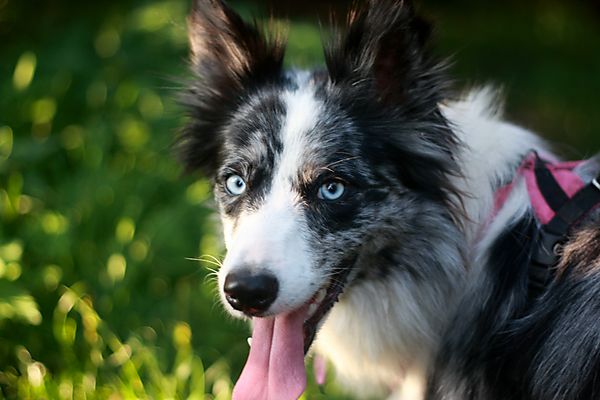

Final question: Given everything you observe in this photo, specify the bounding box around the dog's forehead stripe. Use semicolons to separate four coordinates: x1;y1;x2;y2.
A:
278;87;321;184
275;83;322;186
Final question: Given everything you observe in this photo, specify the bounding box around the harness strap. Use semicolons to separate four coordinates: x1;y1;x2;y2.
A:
534;155;569;212
528;170;600;298
545;177;600;235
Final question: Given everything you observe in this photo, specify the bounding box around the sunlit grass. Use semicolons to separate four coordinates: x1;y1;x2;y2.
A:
1;284;230;399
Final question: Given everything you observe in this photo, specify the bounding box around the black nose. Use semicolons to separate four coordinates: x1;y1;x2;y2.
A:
224;270;279;315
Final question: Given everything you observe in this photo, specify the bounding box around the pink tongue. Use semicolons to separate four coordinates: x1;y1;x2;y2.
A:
232;307;307;400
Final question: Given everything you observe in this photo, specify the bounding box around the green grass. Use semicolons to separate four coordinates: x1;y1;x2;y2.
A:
0;0;598;398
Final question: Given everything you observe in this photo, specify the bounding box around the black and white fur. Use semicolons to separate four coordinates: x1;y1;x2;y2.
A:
178;0;600;399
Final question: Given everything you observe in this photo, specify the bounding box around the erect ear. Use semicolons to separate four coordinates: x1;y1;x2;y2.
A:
178;0;286;176
325;0;443;109
188;0;285;89
326;1;460;212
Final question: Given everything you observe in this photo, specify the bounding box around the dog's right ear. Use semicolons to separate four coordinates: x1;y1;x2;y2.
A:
178;0;286;176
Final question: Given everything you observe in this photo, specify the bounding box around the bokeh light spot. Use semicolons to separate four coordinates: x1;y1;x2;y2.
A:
129;239;149;262
107;253;127;283
186;180;211;204
0;241;23;262
0;126;14;161
31;97;57;125
133;2;175;32
17;195;34;215
115;81;139;109
42;265;63;291
5;262;22;281
117;117;149;151
138;90;164;119
0;293;42;325
60;125;85;150
173;321;192;348
41;212;69;235
116;217;136;244
13;51;36;91
94;27;121;58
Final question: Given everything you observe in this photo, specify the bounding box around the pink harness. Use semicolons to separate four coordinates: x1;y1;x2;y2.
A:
494;152;587;224
494;151;600;297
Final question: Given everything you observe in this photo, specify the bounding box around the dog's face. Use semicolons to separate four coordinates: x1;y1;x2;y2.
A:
180;0;459;353
213;82;374;318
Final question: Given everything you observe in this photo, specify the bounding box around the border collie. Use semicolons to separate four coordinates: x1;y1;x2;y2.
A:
178;0;600;399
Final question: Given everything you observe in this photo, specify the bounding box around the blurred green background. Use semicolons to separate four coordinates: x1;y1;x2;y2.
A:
0;0;598;399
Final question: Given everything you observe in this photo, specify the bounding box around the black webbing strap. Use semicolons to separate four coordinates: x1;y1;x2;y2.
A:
545;178;600;235
534;154;569;212
528;165;600;298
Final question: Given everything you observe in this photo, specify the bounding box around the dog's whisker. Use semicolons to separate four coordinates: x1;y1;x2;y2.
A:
197;259;222;269
199;254;224;265
203;272;219;285
323;156;361;169
202;254;224;264
188;254;225;270
318;166;336;174
204;268;219;276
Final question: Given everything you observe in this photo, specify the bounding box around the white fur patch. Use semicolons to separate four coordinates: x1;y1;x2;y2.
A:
277;81;321;182
442;87;549;245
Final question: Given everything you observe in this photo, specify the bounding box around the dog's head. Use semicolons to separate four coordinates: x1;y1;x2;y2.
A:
179;0;460;397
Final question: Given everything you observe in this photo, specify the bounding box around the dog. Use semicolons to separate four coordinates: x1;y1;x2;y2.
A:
178;0;600;399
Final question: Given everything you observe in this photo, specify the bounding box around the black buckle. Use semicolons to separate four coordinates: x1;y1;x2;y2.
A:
528;227;563;297
531;227;563;267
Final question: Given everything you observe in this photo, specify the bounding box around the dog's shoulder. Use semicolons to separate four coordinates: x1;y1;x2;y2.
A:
428;211;600;400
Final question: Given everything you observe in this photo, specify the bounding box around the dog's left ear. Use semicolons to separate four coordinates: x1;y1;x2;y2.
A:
326;1;461;211
179;0;286;176
325;0;441;108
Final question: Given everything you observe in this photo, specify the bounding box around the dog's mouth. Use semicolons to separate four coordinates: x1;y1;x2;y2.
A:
302;262;353;353
232;258;355;400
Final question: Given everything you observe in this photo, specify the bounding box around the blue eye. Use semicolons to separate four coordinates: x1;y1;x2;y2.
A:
225;175;246;196
318;181;345;201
